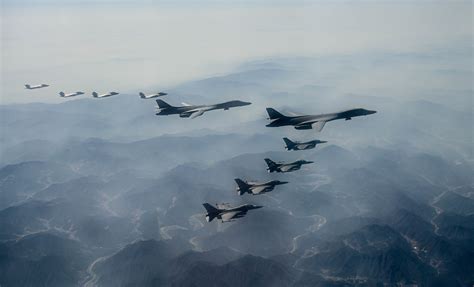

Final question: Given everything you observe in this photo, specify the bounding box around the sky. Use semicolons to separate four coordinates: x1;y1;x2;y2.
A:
1;1;472;104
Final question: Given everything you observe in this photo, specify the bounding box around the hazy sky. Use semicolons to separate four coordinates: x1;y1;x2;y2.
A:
1;1;472;104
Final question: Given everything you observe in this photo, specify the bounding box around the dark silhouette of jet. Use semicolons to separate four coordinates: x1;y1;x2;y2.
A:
25;84;49;89
234;178;288;195
156;99;251;118
203;203;263;222
264;158;313;173
283;137;327;151
266;107;376;131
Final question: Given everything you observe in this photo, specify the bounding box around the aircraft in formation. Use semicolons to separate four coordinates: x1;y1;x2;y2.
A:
139;92;168;99
24;84;376;223
25;84;49;89
266;107;377;131
155;99;251;118
92;92;120;98
265;158;314;173
59;91;84;98
203;203;263;222
234;178;288;195
283;137;327;151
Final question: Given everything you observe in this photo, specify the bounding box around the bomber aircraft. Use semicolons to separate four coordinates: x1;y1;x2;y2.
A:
266;107;376;131
156;99;251;118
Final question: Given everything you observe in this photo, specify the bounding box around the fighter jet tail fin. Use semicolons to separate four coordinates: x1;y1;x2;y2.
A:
264;158;278;172
283;138;296;150
203;203;219;222
234;178;250;195
25;84;31;89
156;99;173;109
59;92;65;97
92;92;99;98
139;92;146;98
266;108;286;120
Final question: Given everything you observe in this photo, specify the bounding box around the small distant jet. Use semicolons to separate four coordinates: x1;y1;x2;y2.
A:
25;84;49;90
266;107;376;131
264;158;313;173
234;178;288;195
156;99;251;119
203;203;263;222
59;91;84;98
283;137;327;151
139;92;167;99
92;92;119;98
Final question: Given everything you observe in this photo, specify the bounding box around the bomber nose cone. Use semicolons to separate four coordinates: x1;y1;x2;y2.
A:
241;101;252;106
278;181;289;185
367;110;377;115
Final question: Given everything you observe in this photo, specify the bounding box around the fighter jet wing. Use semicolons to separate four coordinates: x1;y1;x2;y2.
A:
221;211;245;222
279;165;296;172
250;186;269;195
298;144;313;150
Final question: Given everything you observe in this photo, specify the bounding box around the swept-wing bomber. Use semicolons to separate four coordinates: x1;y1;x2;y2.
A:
155;99;251;119
266;107;376;131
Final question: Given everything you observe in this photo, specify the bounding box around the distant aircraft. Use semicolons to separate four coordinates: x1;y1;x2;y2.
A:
264;158;313;173
59;91;84;98
266;107;376;131
283;137;327;151
156;99;251;119
203;203;263;222
234;178;288;195
92;92;119;98
139;92;167;99
25;84;49;90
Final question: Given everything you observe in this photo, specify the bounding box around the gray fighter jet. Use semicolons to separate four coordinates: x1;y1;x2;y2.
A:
156;99;251;119
139;92;167;99
266;107;376;131
92;92;119;98
203;203;263;222
59;91;84;98
283;137;327;151
234;178;288;195
264;158;313;173
25;84;49;89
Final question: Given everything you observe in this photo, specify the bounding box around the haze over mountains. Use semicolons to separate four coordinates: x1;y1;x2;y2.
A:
0;50;473;287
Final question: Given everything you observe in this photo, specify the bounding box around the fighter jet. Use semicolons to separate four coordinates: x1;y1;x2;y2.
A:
139;92;167;99
203;203;263;222
283;137;327;151
266;107;376;131
155;99;251;119
264;158;313;173
92;92;119;98
234;178;288;195
25;84;49;89
59;91;84;98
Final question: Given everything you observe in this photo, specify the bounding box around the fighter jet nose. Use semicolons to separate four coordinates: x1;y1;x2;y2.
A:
254;205;263;209
242;101;252;106
368;110;377;114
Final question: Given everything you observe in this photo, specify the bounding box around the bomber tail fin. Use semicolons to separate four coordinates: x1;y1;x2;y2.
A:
234;178;250;195
283;138;296;150
266;108;286;120
156;99;173;109
202;203;219;222
25;84;31;89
